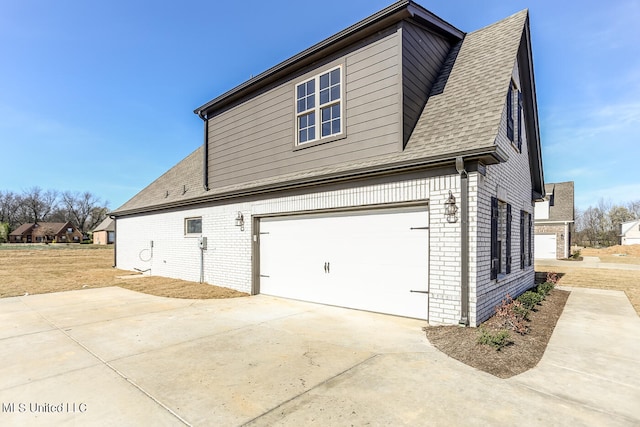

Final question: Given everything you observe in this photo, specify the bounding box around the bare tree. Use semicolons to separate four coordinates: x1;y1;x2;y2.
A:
21;187;58;224
60;191;108;233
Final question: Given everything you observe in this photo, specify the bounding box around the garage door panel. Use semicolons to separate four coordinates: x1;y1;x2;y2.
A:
535;234;556;259
260;208;429;319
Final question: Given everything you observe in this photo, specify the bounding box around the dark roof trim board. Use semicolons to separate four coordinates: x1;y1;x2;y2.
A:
194;0;464;119
517;13;544;199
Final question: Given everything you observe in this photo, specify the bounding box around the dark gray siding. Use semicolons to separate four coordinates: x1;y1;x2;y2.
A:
207;28;402;190
401;22;451;147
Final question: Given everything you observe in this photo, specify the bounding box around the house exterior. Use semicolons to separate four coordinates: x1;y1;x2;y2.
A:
534;182;574;259
620;220;640;245
8;221;83;244
92;217;115;245
111;1;544;327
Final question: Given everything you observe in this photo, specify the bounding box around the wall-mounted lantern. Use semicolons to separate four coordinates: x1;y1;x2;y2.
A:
445;190;458;223
235;211;245;231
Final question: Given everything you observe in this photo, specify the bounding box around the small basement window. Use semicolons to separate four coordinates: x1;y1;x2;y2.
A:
185;217;202;235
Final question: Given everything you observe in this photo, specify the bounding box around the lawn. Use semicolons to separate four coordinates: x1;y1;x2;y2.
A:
0;244;247;299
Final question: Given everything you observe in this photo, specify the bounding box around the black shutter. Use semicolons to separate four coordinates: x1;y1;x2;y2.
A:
506;86;514;141
520;210;526;269
517;91;523;151
490;197;499;280
528;212;533;266
506;204;512;274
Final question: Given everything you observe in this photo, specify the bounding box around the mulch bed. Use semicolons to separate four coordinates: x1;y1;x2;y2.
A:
423;289;569;378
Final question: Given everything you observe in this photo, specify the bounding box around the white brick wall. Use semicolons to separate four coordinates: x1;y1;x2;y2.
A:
116;62;536;327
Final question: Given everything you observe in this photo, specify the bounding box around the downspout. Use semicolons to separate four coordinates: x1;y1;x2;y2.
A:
456;157;469;326
198;111;210;191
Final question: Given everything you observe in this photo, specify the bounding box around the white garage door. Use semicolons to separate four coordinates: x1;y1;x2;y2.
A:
624;238;640;245
259;207;429;319
535;234;557;259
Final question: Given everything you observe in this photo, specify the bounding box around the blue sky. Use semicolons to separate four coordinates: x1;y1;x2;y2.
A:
1;1;638;211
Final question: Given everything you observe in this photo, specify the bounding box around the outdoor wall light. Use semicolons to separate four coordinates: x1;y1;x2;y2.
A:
235;211;245;231
445;190;458;223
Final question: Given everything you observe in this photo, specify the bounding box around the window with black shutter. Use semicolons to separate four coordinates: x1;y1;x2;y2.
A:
528;212;533;266
491;197;499;280
517;91;523;151
506;204;512;274
520;210;526;269
506;85;514;142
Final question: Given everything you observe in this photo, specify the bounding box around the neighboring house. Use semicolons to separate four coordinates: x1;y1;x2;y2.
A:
93;217;115;245
620;220;640;245
111;1;544;327
534;182;574;259
9;222;83;244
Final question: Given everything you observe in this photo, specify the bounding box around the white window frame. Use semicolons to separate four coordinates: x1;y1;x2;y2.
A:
295;65;344;146
184;217;202;236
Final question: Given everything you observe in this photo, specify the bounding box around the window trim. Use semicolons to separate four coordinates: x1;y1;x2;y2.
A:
294;65;344;147
184;217;203;236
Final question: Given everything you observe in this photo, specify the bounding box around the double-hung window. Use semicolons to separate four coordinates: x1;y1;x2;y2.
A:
296;66;342;145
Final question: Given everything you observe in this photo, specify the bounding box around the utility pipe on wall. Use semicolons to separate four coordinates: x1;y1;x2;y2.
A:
456;157;469;326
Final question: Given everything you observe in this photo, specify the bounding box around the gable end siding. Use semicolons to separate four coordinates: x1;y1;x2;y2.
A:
401;21;451;148
206;27;403;190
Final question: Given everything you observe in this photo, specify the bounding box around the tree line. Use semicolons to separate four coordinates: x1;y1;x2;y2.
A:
575;199;640;247
0;187;109;242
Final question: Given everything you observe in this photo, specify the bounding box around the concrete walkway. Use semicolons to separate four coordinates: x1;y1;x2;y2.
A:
0;287;638;426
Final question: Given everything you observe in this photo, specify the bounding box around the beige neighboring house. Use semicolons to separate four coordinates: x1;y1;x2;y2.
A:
620;220;640;245
534;181;574;259
93;217;115;245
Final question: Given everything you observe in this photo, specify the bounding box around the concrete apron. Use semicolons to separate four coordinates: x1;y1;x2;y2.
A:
0;287;638;426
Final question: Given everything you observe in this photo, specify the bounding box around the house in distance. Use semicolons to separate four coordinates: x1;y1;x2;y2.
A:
111;0;544;327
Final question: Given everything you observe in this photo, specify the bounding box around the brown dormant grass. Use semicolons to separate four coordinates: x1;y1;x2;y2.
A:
537;245;640;315
0;244;247;299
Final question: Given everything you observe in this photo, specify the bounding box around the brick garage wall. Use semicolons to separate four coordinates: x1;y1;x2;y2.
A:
116;171;469;325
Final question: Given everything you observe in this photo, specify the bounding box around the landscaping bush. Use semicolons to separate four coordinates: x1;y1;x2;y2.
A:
517;290;544;310
477;328;512;351
537;281;555;296
546;271;559;284
495;294;529;335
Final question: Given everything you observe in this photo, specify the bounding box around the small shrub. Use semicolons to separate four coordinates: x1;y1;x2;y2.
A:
571;249;581;260
546;271;559;284
495;294;529;335
517;290;544;310
537;281;554;296
477;328;512;351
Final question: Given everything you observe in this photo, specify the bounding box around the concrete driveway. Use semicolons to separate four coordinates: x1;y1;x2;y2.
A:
1;287;639;426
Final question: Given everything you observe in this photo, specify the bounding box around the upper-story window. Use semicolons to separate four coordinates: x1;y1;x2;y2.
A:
296;66;342;145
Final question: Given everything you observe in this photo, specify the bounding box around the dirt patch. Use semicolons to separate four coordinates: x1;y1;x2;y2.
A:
0;245;247;299
424;289;569;378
